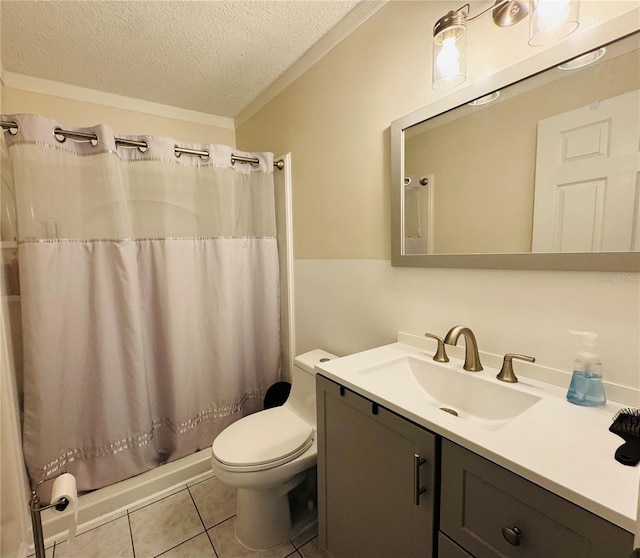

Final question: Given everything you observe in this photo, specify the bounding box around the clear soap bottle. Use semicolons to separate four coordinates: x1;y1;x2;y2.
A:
566;330;606;406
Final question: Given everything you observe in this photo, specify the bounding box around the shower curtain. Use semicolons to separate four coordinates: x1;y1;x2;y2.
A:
2;113;281;491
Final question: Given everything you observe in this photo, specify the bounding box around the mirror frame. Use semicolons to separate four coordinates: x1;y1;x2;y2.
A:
391;9;640;271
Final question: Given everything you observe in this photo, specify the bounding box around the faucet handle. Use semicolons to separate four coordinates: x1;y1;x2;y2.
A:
497;353;535;383
424;333;449;363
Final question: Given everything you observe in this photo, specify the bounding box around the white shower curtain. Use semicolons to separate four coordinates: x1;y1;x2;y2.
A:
2;113;281;491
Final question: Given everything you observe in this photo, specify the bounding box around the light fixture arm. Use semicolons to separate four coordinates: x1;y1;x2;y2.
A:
447;0;515;23
436;0;529;37
469;0;509;22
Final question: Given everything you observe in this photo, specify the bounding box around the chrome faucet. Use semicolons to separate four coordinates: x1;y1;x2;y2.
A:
444;326;483;371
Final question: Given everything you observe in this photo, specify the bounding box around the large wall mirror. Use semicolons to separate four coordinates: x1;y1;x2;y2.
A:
391;14;640;271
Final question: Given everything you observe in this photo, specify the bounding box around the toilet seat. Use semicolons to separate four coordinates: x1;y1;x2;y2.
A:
212;406;314;472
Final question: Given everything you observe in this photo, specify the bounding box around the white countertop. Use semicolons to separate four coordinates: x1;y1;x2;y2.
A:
316;341;640;533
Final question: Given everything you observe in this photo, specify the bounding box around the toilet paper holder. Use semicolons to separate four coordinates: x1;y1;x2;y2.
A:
30;471;71;558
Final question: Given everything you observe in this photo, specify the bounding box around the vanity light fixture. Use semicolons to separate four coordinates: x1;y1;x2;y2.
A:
433;0;580;90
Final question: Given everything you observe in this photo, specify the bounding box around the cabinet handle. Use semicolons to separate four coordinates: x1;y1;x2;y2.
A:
413;454;427;505
501;526;522;546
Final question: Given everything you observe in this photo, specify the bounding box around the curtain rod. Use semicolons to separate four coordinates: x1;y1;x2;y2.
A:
1;120;284;170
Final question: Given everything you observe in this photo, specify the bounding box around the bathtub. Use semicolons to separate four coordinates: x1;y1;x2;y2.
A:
40;449;212;547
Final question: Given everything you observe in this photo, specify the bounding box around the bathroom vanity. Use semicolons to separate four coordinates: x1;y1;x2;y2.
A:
316;337;638;557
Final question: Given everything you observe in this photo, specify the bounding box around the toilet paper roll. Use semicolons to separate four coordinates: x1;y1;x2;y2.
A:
50;473;78;538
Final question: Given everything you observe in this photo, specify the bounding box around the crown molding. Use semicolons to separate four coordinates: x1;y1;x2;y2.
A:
234;0;388;127
1;71;235;130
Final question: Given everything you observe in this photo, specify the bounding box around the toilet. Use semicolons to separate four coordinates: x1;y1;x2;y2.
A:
211;349;337;550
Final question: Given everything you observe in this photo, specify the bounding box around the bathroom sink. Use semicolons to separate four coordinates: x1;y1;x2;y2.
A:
356;356;542;431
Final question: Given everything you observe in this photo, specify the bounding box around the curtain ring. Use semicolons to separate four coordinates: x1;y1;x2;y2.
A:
174;145;181;158
137;141;149;154
4;121;19;136
53;127;99;147
199;151;210;161
53;128;67;143
231;155;260;167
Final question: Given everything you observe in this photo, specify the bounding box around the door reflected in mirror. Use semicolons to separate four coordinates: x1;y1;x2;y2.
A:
403;32;639;256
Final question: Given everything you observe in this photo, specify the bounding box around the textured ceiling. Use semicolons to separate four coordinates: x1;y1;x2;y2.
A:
1;0;360;118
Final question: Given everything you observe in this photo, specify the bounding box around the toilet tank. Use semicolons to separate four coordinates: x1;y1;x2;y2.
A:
286;349;338;426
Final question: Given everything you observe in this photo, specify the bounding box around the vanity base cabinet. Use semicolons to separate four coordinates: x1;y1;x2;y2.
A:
440;439;633;558
317;375;437;558
438;532;473;558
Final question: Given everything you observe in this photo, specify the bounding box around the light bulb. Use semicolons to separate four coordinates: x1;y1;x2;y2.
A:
529;0;579;46
436;37;460;81
432;10;466;90
535;0;570;33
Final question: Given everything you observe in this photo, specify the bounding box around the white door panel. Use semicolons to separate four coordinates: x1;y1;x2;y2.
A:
532;90;640;252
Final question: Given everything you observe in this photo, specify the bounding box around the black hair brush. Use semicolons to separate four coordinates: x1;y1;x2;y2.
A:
609;408;640;466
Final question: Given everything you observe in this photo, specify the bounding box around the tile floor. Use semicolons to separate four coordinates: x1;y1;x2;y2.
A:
31;474;323;558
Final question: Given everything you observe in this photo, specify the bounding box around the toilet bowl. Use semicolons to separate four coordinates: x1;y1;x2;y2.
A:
211;349;337;550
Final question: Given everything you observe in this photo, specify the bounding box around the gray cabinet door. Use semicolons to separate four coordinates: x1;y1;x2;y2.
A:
317;375;437;558
440;439;634;558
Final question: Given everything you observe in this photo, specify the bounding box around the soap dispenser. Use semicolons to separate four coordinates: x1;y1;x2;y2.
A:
566;330;606;406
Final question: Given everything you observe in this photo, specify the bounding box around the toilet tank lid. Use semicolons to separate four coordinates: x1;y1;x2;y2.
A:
293;349;339;374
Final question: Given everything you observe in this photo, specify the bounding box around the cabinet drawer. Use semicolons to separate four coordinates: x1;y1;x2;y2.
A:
440;440;633;558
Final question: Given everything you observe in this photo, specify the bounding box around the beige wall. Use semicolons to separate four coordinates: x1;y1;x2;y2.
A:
237;1;640;394
237;1;439;259
2;86;235;146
